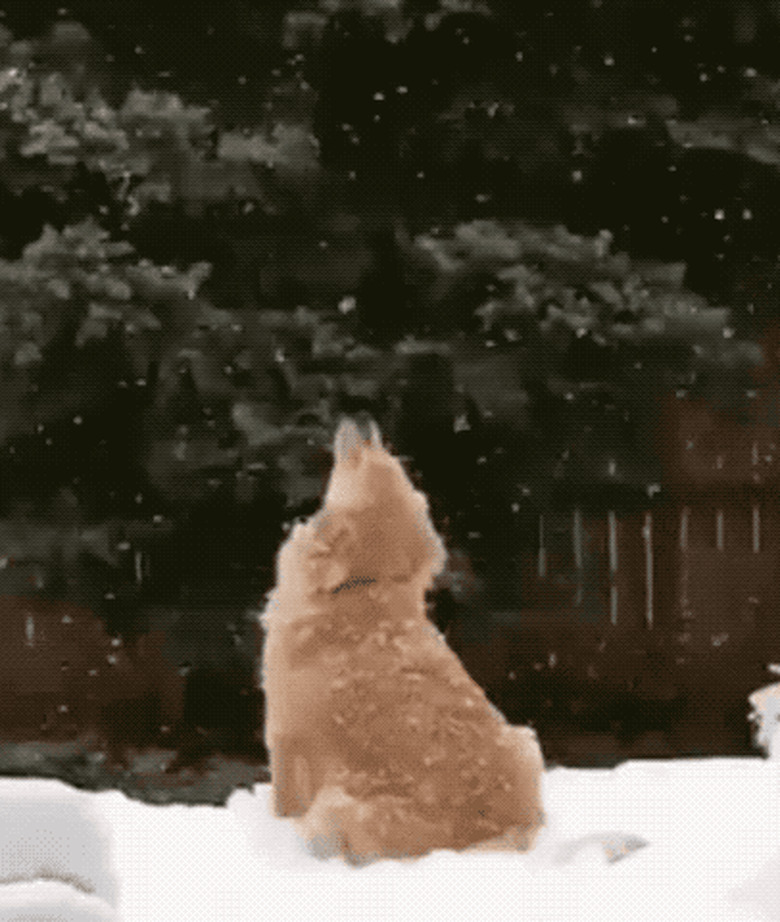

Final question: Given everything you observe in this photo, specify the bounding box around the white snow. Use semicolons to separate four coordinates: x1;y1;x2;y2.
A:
1;758;780;921
0;778;117;921
749;679;780;759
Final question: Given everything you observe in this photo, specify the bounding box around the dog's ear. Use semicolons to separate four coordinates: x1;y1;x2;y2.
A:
333;417;369;466
326;419;362;509
367;419;383;450
325;416;380;509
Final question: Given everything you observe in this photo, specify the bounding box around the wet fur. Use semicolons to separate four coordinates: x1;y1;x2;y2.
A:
261;418;545;864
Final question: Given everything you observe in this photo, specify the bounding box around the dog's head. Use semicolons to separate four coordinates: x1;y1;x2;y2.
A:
311;416;446;588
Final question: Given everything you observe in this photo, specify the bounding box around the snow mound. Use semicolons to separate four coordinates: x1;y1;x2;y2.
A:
0;879;115;922
0;778;117;921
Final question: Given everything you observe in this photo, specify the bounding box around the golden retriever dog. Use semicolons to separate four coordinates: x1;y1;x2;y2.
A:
260;417;545;864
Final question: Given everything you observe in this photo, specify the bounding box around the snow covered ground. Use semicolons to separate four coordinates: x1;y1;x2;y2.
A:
1;758;780;922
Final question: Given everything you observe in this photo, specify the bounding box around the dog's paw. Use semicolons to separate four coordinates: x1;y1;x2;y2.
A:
554;832;649;865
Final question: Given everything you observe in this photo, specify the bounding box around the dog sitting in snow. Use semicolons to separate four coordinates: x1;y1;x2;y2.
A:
260;416;545;864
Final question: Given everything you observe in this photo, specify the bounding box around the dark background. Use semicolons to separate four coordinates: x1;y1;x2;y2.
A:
0;1;779;800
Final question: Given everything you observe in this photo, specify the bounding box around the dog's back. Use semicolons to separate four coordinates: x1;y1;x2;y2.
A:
261;418;545;862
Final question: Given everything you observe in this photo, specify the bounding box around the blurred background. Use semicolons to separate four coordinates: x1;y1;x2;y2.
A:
1;0;780;801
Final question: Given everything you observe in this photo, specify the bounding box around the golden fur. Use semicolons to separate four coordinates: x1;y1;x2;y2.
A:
261;417;545;863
